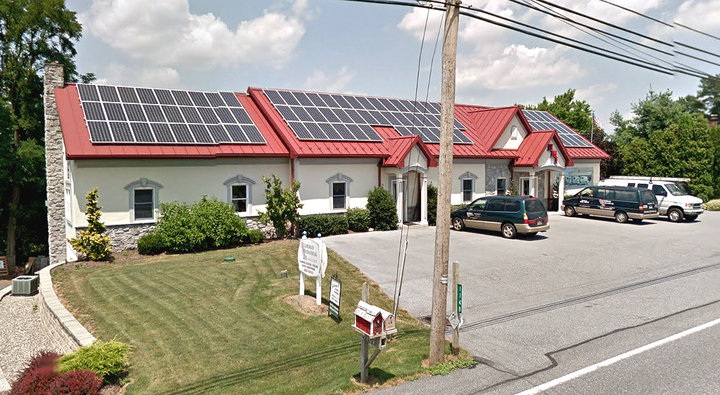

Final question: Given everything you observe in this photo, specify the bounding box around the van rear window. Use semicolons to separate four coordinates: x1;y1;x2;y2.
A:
641;190;657;203
524;199;545;213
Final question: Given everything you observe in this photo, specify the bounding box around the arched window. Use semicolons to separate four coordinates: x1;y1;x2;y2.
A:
326;173;353;210
124;178;163;222
223;175;256;214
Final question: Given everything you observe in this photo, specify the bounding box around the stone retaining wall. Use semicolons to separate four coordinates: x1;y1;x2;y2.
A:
37;293;79;353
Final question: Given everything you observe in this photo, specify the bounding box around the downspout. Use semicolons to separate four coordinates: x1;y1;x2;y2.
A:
378;161;382;188
290;158;295;184
508;161;515;193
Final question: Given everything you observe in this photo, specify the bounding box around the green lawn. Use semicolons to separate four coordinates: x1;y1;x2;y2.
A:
53;241;434;395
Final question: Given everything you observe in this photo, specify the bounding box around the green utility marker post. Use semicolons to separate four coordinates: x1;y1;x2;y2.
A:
457;283;462;314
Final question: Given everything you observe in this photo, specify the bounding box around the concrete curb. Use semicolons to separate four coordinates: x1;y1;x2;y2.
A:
0;285;11;301
39;263;96;347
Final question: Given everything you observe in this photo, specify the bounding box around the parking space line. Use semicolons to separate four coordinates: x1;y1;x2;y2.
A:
514;317;720;395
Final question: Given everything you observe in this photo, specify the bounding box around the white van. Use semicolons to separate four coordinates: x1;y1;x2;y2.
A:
598;177;704;222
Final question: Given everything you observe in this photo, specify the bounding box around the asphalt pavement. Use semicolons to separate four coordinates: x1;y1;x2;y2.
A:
323;211;720;395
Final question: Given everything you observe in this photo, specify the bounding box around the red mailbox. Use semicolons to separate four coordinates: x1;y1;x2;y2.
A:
353;301;384;337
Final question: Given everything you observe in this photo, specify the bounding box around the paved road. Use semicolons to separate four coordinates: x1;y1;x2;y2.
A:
324;211;720;394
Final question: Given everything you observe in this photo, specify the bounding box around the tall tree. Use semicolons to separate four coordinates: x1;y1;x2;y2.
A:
0;0;82;274
697;73;720;117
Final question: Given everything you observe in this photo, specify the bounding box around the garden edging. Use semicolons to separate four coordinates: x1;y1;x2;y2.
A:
40;263;96;348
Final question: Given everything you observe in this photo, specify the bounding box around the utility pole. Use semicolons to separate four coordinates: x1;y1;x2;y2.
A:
429;0;460;365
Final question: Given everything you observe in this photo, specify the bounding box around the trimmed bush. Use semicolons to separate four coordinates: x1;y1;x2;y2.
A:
367;187;398;231
69;188;112;261
427;184;438;226
297;214;348;237
10;351;61;395
704;199;720;211
137;232;166;255
153;197;248;253
59;340;130;384
346;208;370;232
48;370;102;395
245;229;264;245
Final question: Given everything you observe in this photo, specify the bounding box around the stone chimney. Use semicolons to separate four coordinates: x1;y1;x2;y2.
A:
710;114;718;128
44;63;67;265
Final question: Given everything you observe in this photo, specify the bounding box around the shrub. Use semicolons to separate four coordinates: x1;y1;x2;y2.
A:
297;214;348;237
245;229;264;245
366;187;398;231
59;340;130;384
10;351;61;395
48;370;102;395
346;208;370;232
137;232;166;255
704;199;720;211
68;188;112;261
258;174;303;238
427;184;438;226
153;197;248;253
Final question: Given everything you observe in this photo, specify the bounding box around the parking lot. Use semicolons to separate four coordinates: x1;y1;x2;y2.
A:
324;212;720;394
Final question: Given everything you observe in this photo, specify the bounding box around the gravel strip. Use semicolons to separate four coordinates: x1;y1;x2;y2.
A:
0;295;69;386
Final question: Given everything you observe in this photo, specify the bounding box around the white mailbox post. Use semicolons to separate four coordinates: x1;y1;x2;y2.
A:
298;232;328;305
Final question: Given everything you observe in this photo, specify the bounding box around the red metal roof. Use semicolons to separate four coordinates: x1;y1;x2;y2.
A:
248;87;391;159
565;146;611;160
376;128;438;168
56;84;289;159
514;130;575;167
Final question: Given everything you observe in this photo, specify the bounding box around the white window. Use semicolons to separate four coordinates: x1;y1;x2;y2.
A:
223;175;256;214
231;184;248;212
326;173;353;211
496;178;507;196
510;125;519;140
462;179;473;202
124;178;162;222
332;182;347;209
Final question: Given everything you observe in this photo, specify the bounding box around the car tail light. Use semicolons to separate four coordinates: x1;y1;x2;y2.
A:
523;213;540;225
639;204;645;211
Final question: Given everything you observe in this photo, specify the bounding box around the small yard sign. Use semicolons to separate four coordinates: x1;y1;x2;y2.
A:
298;233;328;305
328;275;341;319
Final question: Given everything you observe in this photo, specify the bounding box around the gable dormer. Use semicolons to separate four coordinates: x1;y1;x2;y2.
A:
493;115;529;150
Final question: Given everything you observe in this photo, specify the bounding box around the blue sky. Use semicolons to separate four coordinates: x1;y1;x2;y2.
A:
65;0;720;132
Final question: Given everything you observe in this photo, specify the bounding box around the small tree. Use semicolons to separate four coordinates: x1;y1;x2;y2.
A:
427;184;438;226
259;175;303;238
69;188;112;261
367;187;398;231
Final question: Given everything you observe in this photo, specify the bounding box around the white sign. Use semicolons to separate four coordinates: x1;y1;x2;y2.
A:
298;234;328;306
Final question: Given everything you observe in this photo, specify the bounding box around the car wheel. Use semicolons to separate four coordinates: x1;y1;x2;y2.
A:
632;218;643;223
452;217;465;231
501;223;517;239
615;211;628;223
685;215;698;222
564;205;576;217
668;208;683;222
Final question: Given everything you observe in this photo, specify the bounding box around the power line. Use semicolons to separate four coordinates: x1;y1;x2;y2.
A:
676;22;720;42
598;0;672;28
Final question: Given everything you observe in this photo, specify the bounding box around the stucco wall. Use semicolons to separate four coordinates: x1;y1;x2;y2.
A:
427;159;487;204
493;115;528;150
294;158;378;215
69;157;290;227
538;140;566;168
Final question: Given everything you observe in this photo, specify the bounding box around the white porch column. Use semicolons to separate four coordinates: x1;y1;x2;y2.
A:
396;177;404;224
420;175;428;225
558;171;566;213
529;169;536;197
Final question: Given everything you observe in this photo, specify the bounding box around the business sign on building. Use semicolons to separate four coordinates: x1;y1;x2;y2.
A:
565;167;594;189
298;234;328;306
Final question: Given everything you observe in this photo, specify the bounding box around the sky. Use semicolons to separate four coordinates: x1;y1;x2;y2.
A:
64;0;720;133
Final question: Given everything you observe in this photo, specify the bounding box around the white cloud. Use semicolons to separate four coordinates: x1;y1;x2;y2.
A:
81;0;306;70
674;0;720;32
457;44;586;91
576;82;619;105
304;66;356;92
94;63;181;88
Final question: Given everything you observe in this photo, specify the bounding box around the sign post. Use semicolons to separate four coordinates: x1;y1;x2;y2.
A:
297;232;328;305
452;260;461;355
328;274;341;319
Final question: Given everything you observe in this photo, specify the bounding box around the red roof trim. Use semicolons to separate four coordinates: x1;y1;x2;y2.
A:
381;133;438;168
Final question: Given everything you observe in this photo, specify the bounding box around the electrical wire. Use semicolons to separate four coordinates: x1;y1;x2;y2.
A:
598;0;672;27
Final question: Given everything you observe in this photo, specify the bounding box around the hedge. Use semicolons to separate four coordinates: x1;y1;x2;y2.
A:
297;214;348;237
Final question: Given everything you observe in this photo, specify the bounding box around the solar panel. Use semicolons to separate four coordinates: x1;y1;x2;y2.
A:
522;110;594;148
76;83;266;145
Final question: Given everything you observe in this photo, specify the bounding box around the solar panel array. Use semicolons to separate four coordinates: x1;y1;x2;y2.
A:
76;84;266;144
263;89;472;144
522;110;594;148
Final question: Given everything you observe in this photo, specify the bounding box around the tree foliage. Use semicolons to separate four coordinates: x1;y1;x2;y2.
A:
366;187;398;231
697;73;720;117
258;174;302;238
69;188;112;261
0;0;83;271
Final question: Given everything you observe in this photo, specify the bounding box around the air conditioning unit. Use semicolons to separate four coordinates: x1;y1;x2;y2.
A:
12;275;39;296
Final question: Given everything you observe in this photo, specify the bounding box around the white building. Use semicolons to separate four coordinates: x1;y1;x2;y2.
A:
44;64;609;264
